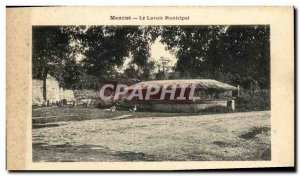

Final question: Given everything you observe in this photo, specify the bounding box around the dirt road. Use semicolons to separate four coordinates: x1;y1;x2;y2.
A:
33;110;271;161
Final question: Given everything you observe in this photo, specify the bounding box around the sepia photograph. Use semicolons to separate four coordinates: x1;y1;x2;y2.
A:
31;25;271;162
6;6;294;170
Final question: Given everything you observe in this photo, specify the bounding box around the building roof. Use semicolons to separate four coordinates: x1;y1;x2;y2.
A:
127;79;238;91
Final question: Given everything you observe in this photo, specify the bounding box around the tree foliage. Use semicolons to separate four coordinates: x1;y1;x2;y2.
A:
32;25;270;91
81;26;156;79
32;26;71;80
160;25;270;89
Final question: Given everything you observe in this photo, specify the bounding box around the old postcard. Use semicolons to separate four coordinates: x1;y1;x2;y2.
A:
6;6;294;170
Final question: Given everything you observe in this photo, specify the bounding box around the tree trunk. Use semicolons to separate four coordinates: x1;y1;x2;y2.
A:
42;70;48;105
42;76;47;105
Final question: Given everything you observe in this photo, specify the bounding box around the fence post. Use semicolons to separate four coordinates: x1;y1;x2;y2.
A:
231;99;235;111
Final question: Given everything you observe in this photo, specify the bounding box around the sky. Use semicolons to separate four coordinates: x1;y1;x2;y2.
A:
149;37;177;69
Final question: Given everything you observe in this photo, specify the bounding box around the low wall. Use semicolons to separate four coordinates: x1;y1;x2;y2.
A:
74;89;97;99
153;101;228;112
59;89;75;102
121;100;230;113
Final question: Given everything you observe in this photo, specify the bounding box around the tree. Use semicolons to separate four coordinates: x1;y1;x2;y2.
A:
122;64;137;79
32;26;158;93
123;60;156;80
206;25;270;88
32;25;270;94
160;25;270;89
161;25;223;78
81;26;156;79
32;26;74;102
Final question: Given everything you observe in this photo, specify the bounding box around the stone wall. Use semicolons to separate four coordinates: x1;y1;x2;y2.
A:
32;79;44;106
45;75;60;104
32;75;74;106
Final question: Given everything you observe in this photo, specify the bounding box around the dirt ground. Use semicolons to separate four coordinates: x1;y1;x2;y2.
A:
32;107;271;162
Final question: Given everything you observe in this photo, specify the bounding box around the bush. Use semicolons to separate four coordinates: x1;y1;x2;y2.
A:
236;89;270;111
96;99;115;108
200;106;231;113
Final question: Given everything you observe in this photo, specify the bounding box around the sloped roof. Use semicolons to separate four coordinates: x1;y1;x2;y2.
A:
127;79;238;91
